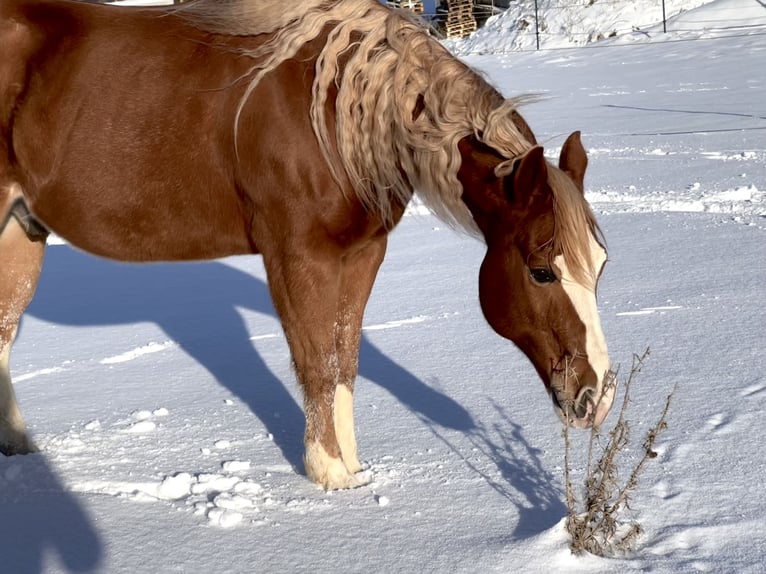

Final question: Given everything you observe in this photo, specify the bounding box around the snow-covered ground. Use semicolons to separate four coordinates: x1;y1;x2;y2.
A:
2;0;765;572
446;0;754;53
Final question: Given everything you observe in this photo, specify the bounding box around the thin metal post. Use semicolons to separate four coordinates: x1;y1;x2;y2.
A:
662;0;667;33
534;0;540;50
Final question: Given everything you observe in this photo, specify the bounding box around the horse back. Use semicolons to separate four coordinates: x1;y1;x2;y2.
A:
1;0;266;261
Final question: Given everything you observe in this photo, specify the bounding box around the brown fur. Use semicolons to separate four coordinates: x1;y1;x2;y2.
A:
180;0;600;280
0;0;610;489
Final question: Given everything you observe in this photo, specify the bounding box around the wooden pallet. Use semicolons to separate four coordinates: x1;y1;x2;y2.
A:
442;8;473;18
441;0;473;9
445;21;477;38
444;12;474;23
387;0;424;13
439;0;476;38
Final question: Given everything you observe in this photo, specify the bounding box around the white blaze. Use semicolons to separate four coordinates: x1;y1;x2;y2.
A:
553;233;613;425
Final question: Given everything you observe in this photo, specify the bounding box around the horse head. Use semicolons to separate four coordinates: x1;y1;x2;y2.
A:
459;131;614;429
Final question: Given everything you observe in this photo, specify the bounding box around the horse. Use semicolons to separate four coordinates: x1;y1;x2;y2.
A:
0;0;615;490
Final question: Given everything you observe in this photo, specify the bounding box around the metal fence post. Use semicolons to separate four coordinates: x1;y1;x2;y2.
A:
534;0;540;49
662;0;667;33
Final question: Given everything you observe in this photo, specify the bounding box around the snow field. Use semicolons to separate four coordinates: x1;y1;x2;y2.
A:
2;0;765;572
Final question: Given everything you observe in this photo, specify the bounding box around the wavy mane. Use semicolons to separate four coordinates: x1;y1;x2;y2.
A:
179;0;599;280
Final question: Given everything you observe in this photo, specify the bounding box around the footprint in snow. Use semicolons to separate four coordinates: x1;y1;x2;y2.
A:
124;407;169;433
740;383;766;398
705;412;732;433
651;479;681;501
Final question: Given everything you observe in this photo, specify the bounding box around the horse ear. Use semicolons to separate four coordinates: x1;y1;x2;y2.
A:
494;158;515;179
559;131;587;193
497;146;548;205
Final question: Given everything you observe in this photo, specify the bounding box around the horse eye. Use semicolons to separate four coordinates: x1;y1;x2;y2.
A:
529;268;556;284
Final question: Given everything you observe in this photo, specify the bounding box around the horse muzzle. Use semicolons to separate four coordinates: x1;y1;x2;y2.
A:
550;368;617;429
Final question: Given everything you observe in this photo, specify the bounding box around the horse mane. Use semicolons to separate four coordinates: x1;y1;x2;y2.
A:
179;0;599;282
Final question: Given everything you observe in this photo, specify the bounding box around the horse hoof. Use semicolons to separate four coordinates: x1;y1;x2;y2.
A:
305;442;371;490
313;465;366;491
0;433;38;456
320;469;370;491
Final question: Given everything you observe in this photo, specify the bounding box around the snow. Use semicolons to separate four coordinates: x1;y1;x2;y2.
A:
2;0;765;572
444;0;758;53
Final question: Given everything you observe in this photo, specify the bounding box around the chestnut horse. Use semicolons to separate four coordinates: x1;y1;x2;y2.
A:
0;0;615;489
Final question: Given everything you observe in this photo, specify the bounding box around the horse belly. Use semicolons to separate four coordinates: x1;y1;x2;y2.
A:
26;180;255;262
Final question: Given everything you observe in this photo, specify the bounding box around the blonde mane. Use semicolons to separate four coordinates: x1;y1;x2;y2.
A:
179;0;599;280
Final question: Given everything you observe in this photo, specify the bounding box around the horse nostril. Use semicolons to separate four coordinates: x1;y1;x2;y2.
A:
575;388;595;419
551;391;563;412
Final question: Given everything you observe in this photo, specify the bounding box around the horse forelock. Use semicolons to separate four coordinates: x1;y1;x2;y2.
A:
180;0;535;233
548;168;605;287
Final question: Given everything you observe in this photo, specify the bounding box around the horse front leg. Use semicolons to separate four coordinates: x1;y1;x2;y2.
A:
0;205;46;455
264;249;363;490
333;236;387;474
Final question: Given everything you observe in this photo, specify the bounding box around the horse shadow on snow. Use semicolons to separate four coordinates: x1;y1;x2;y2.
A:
25;244;475;468
0;455;103;574
473;401;568;540
1;244;560;573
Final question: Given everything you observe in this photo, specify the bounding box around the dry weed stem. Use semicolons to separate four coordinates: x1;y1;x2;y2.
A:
564;348;673;557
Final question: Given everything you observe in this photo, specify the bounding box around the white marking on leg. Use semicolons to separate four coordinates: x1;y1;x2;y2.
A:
554;232;613;425
334;384;361;473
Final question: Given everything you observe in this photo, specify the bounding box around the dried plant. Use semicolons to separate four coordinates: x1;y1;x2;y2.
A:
563;348;674;557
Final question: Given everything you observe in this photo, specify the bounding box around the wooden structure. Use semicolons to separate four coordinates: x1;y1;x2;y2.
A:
439;0;477;38
387;0;425;13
